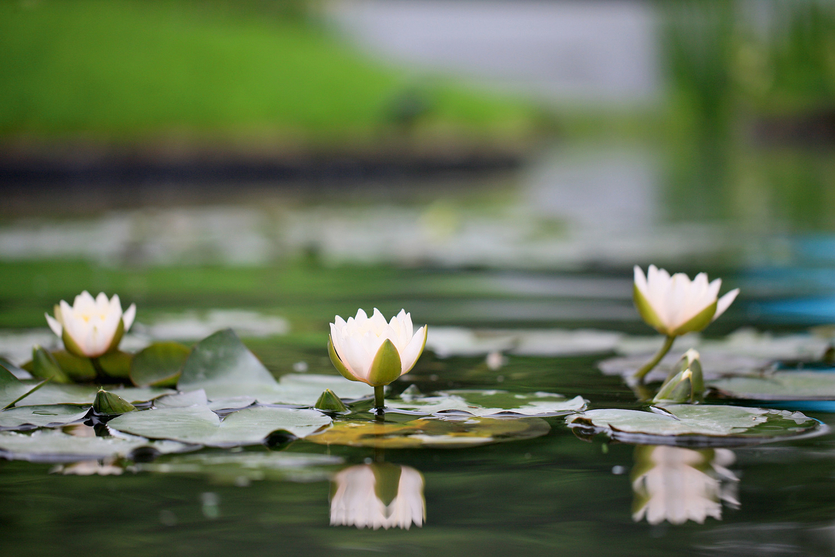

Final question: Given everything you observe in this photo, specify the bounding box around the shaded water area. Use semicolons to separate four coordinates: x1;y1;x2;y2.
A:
2;137;835;556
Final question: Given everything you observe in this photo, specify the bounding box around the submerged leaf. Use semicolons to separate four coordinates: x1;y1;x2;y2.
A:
567;405;821;446
306;416;550;449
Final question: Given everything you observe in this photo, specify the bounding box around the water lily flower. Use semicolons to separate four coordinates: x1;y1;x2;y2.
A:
329;308;427;409
45;292;136;358
330;463;425;530
632;446;738;525
632;266;739;382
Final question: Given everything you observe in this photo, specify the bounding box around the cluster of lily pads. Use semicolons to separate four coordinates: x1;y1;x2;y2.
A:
0;265;826;468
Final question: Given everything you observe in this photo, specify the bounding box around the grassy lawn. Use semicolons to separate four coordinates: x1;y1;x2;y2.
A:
0;0;547;147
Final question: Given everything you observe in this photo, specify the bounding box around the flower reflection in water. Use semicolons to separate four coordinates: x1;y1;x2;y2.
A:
631;445;739;525
330;463;425;530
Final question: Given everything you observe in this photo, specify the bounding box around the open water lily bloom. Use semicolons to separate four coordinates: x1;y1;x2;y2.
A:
634;265;739;337
328;308;427;387
45;291;136;358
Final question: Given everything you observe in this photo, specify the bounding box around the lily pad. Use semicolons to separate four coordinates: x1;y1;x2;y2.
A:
108;405;332;447
427;327;623;358
137;451;342;484
131;341;191;388
567;404;822;446
305;416;551;449
598;352;770;383
386;390;587;417
709;372;835;401
0;363;46;409
177;328;369;405
0;405;90;431
14;384;173;407
0;429;189;462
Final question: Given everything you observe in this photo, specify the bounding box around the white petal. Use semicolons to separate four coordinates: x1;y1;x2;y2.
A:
398;326;426;373
713;288;739;320
634;266;649;298
45;313;63;337
123;303;136;331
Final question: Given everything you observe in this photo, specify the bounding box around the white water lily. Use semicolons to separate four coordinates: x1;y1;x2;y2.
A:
634;265;739;337
330;464;425;530
45;291;136;358
328;308;427;388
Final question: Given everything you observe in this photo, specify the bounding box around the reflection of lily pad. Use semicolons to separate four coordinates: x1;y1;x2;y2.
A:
137;451;343;484
386;390;587;417
0;429;188;462
567;405;821;446
0;405;90;430
108;405;332;447
306;416;550;449
709;372;835;401
427;327;622;358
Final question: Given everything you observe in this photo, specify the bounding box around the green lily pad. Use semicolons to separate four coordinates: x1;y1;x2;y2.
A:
0;405;90;430
108;405;332;448
98;351;133;381
386;390;587;417
177;328;369;405
0;363;46;409
567;404;821;446
30;346;72;384
14;384;173;407
51;350;98;382
305;416;551;449
136;451;343;484
708;372;835;401
131;341;191;388
0;429;188;462
93;389;137;415
154;390;209;408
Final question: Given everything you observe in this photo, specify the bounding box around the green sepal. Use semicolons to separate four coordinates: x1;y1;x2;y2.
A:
97;351;132;380
367;339;402;387
633;285;668;334
31;345;72;384
371;462;402;506
93;388;137;415
652;370;695;404
314;389;348;412
328;336;359;382
51;350;97;381
671;300;717;336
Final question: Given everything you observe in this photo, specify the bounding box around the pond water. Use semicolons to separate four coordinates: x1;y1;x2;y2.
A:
2;141;835;556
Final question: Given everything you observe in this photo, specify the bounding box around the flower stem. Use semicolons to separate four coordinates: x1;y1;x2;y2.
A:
373;386;385;415
633;335;676;383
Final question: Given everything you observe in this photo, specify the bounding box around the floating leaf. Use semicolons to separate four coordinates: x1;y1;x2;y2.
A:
154;390;209;408
108;405;332;448
709;372;835;401
0;405;89;431
131;341;191;388
177;328;369;405
0;357;29;379
427;327;623;358
93;389;137;415
567;405;821;446
0;429;188;462
15;384;172;407
386;390;587;417
98;351;132;380
598;352;770;383
306;416;550;449
136;451;342;484
51;350;98;382
31;346;72;384
0;363;46;409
